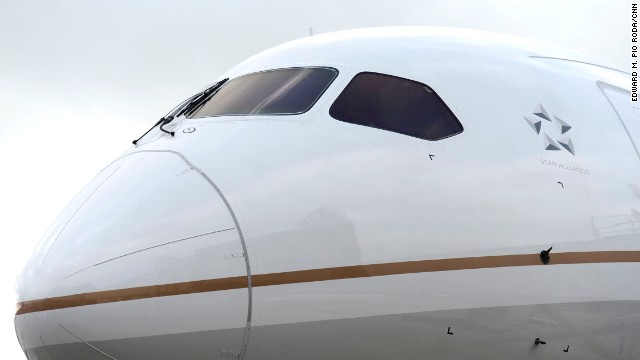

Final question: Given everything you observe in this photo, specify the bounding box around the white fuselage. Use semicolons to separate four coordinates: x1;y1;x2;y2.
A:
14;28;640;360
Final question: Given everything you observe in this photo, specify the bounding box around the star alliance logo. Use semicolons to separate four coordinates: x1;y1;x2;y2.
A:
523;104;575;156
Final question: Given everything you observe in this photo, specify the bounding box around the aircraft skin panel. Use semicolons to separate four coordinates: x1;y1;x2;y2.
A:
17;254;640;358
14;28;640;359
31;326;247;360
17;290;248;359
244;301;640;360
17;152;245;300
162;108;639;275
248;263;640;328
21;300;640;360
15;151;250;359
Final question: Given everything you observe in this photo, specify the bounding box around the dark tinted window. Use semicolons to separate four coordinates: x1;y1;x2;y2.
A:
190;67;338;118
329;72;463;140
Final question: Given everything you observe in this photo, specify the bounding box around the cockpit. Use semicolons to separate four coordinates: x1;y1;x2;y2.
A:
183;66;463;141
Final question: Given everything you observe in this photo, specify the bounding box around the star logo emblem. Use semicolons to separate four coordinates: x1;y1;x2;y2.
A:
523;104;575;155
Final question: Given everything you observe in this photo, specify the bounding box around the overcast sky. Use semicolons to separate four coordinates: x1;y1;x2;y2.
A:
0;0;630;357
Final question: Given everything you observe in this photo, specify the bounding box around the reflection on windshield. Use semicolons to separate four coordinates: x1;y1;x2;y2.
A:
189;67;338;118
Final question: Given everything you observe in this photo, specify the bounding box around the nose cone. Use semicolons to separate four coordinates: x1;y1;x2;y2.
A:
15;151;249;359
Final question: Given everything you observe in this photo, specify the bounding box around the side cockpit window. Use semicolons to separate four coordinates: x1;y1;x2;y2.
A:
190;67;338;118
329;72;463;140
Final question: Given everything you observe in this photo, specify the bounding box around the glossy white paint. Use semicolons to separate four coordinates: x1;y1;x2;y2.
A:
20;152;245;298
16;151;251;357
15;27;640;359
17;290;247;347
249;263;640;326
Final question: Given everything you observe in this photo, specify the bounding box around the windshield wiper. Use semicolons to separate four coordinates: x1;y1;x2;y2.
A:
176;78;229;118
132;116;178;145
132;78;229;145
131;96;193;145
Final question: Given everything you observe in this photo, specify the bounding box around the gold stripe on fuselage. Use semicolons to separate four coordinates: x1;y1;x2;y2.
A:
16;251;640;315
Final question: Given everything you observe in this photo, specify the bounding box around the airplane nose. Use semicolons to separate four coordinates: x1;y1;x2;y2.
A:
15;151;249;359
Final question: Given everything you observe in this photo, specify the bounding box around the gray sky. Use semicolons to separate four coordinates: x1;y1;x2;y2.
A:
0;0;630;357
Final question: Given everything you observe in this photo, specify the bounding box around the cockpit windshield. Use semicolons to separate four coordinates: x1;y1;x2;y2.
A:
188;67;338;118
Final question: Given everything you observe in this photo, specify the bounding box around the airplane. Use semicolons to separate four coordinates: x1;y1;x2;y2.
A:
13;27;640;359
